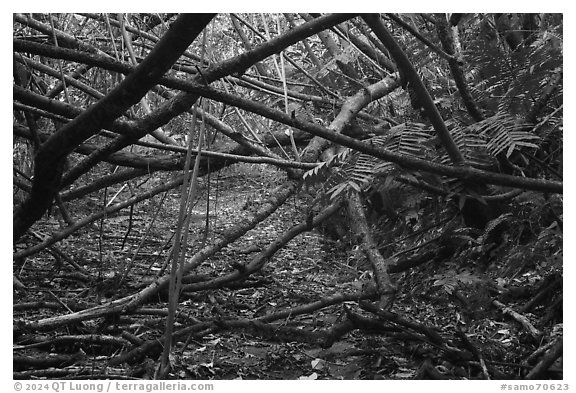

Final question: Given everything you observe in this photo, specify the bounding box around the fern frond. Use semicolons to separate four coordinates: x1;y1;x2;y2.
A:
472;113;539;157
302;148;350;187
464;22;562;117
348;122;434;182
315;122;438;203
480;212;513;245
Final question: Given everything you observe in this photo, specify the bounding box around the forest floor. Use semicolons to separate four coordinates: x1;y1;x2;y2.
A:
13;165;563;380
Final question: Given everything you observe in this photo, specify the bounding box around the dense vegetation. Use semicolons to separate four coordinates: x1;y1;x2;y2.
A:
13;13;562;380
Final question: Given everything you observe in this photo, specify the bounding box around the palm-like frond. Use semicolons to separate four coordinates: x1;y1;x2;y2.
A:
346;122;434;187
446;122;493;169
471;113;539;157
304;122;437;202
465;22;562;117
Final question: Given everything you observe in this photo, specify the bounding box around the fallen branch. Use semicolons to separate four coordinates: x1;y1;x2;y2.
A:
492;299;542;340
456;328;490;380
347;191;396;307
525;338;562;379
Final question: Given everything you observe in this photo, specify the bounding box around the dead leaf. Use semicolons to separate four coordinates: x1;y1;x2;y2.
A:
311;358;326;370
298;372;318;380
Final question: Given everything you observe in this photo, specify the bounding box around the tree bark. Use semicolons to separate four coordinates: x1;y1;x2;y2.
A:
347;191;396;307
13;14;215;241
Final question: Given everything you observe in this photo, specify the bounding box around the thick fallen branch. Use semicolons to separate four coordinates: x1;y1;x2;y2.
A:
13;353;84;371
492;299;542;340
14;334;131;351
347;191;396;307
525;338;562;379
360;301;446;347
14;368;130;380
61;168;151;202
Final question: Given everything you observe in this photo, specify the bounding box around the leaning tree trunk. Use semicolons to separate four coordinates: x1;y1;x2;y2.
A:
347;191;396;307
